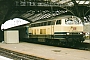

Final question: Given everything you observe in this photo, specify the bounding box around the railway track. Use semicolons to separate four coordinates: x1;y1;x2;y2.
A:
53;42;90;51
0;47;49;60
58;43;90;51
76;43;90;51
25;40;90;51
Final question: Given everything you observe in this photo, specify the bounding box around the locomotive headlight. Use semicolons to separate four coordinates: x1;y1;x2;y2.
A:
67;33;70;35
80;32;83;34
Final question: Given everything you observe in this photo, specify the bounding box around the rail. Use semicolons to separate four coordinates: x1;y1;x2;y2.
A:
0;47;49;60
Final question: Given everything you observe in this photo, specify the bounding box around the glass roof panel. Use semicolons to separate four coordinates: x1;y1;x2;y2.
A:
76;0;90;4
84;1;90;4
79;1;85;4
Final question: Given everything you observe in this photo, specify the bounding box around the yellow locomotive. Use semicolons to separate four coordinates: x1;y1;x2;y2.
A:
27;15;85;45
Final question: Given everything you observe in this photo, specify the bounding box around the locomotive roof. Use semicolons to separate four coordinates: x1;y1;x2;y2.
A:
34;15;79;23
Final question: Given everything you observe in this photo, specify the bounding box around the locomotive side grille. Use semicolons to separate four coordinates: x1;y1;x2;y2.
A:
54;32;67;34
54;32;66;39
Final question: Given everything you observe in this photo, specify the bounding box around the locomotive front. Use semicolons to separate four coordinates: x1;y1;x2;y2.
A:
54;16;85;43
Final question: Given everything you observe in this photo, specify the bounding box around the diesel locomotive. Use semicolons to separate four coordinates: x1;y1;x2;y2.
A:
25;15;85;45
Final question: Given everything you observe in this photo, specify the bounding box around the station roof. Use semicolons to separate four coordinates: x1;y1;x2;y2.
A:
76;0;90;5
0;0;90;26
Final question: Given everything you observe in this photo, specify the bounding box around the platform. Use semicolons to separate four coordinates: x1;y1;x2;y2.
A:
0;42;90;60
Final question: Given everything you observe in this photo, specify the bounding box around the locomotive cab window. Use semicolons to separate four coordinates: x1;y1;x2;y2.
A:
65;18;82;25
56;20;61;25
65;19;73;25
